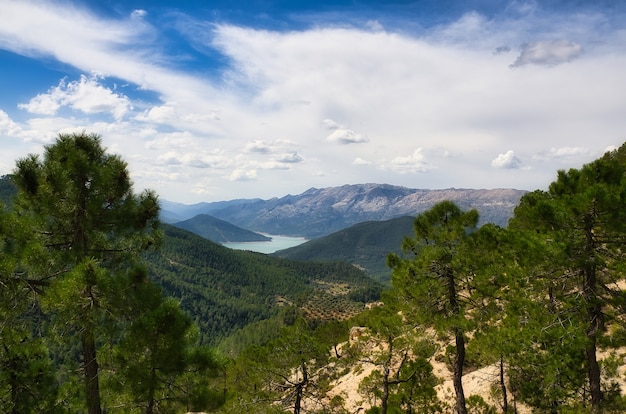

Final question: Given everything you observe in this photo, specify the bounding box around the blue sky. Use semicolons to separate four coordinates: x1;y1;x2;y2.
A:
1;1;626;203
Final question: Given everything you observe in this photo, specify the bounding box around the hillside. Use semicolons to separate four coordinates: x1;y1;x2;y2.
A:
145;224;383;345
171;213;271;243
164;184;526;238
272;216;416;282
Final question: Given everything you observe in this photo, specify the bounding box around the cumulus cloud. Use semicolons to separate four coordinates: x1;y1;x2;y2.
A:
388;148;432;173
321;118;369;144
0;110;22;136
492;150;522;169
326;128;369;144
18;74;132;120
511;40;584;67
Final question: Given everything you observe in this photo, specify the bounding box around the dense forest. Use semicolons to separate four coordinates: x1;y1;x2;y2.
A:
2;132;626;413
145;224;382;347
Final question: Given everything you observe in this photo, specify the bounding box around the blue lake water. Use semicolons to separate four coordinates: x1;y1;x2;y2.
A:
221;234;308;254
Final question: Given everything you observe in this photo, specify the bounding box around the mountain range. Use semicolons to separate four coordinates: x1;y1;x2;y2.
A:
162;183;527;239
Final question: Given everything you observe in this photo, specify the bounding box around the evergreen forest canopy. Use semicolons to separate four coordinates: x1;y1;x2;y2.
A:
2;132;626;414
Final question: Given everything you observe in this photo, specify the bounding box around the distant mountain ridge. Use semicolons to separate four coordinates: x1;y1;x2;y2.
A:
162;184;527;238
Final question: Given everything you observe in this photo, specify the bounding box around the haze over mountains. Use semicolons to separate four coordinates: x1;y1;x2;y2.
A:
162;183;527;239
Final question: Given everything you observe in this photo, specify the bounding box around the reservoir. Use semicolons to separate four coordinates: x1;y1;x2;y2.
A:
222;234;308;254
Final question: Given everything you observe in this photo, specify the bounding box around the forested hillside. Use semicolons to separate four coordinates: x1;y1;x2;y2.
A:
272;216;416;282
171;213;271;242
145;224;382;345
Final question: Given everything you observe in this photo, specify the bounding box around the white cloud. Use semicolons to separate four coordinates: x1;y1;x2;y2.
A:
388;148;432;174
511;40;584;67
244;140;272;153
321;118;369;144
492;150;522;169
0;110;22;136
139;105;177;123
326;128;369;144
18;74;132;120
0;1;625;202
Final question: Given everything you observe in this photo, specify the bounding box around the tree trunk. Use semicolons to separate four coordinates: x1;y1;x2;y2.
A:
293;362;308;414
381;364;390;414
81;329;102;414
146;366;157;414
586;336;602;411
583;218;602;411
500;355;508;414
446;266;467;414
453;330;467;414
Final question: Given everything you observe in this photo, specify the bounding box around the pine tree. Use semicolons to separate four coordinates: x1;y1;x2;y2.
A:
0;206;59;413
509;144;626;411
388;201;479;414
354;302;439;414
12;132;161;414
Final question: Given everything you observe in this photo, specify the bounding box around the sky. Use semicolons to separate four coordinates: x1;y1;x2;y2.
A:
1;0;625;204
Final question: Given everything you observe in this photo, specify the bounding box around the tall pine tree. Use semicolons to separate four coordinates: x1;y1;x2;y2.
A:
388;201;479;414
510;144;626;411
12;132;161;414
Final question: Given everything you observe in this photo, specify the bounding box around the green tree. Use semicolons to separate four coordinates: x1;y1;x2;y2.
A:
0;206;59;413
509;144;626;411
388;201;479;414
12;132;161;414
111;279;223;414
353;303;439;414
224;318;328;414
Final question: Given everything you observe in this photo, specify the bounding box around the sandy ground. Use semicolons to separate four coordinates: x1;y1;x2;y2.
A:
322;353;530;413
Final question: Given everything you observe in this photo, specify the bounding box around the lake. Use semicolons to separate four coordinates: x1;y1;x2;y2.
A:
222;234;308;254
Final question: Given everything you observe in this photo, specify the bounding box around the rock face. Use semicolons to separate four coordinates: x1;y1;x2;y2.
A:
204;184;527;238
